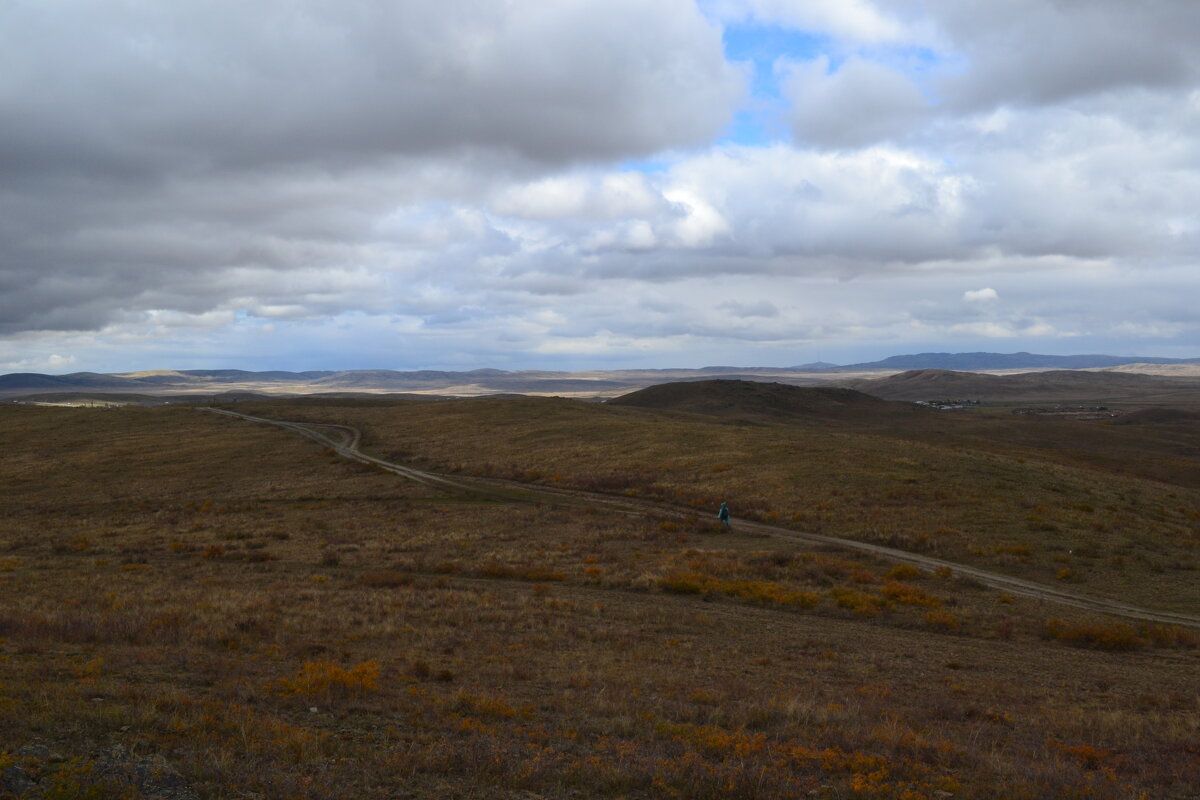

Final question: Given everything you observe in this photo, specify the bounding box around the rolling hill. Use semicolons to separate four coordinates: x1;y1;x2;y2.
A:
3;351;1200;400
608;379;916;424
853;368;1200;405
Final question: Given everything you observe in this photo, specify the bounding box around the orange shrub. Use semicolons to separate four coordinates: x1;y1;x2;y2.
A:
886;564;923;580
830;587;887;617
850;568;880;584
660;572;714;595
478;563;565;582
659;573;820;609
272;660;382;697
1138;623;1200;649
452;690;530;720
1041;619;1145;651
880;581;943;609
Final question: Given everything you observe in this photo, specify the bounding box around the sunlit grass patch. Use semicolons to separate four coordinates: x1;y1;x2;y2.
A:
659;572;821;609
880;581;945;609
829;587;888;617
271;660;382;697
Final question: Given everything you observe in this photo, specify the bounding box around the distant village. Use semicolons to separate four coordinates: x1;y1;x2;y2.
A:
913;399;982;410
913;399;1119;419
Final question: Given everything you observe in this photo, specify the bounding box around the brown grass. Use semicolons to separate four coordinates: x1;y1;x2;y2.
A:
0;403;1197;799
233;394;1200;613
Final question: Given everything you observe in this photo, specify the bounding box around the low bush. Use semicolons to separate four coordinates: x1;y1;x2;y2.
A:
271;660;382;697
880;581;944;609
660;572;820;609
1041;619;1145;651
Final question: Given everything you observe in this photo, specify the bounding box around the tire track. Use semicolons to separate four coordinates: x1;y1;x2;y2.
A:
203;408;1200;629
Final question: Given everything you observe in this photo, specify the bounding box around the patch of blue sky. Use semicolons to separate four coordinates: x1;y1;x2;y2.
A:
616;155;673;175
717;23;832;146
900;45;947;72
617;25;954;164
723;23;832;100
725;20;953;99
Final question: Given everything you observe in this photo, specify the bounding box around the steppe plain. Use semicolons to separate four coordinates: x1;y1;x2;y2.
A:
2;369;1199;799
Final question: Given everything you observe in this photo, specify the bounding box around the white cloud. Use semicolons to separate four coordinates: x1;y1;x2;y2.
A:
492;173;665;221
947;321;1017;338
964;288;998;303
1112;321;1187;339
1;354;78;373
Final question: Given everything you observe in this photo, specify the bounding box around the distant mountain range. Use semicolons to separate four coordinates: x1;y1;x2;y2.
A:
2;351;1198;400
817;351;1200;371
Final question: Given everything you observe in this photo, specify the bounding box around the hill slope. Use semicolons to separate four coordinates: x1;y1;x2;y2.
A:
854;368;1200;404
609;379;915;424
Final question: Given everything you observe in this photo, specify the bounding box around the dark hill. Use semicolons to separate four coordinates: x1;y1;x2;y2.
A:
609;379;914;424
0;372;151;392
854;369;1200;403
179;369;335;382
1111;408;1200;426
855;370;1003;396
0;373;75;390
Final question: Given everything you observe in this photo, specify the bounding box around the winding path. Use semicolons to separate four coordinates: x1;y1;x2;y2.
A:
205;408;1200;629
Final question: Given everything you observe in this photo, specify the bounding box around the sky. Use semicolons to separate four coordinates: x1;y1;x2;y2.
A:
2;0;1199;373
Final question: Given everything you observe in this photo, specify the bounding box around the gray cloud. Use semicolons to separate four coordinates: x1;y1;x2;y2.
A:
1;0;1198;371
783;57;929;148
925;0;1200;110
1;0;742;172
0;0;743;336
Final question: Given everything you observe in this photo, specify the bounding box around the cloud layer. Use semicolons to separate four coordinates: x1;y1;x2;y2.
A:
2;0;1198;371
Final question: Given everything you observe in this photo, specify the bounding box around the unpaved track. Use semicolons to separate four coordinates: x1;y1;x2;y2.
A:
205;408;1200;630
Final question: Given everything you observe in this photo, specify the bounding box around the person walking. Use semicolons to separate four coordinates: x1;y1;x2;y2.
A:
718;501;731;530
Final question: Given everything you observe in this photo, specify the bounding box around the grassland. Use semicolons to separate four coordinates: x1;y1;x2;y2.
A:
236;391;1200;612
1;398;1198;799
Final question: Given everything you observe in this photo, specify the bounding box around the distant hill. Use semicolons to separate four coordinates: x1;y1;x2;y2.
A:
0;366;822;398
3;352;1199;400
1110;408;1200;426
609;379;917;425
127;369;336;383
836;351;1200;371
854;369;1200;404
0;372;161;392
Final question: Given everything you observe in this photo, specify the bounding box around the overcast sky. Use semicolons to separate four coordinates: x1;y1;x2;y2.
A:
3;0;1199;373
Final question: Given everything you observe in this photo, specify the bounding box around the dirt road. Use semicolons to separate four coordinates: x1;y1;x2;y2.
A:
206;408;1200;629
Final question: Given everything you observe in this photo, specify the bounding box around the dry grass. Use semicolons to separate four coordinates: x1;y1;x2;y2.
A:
235;395;1200;612
0;403;1198;799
